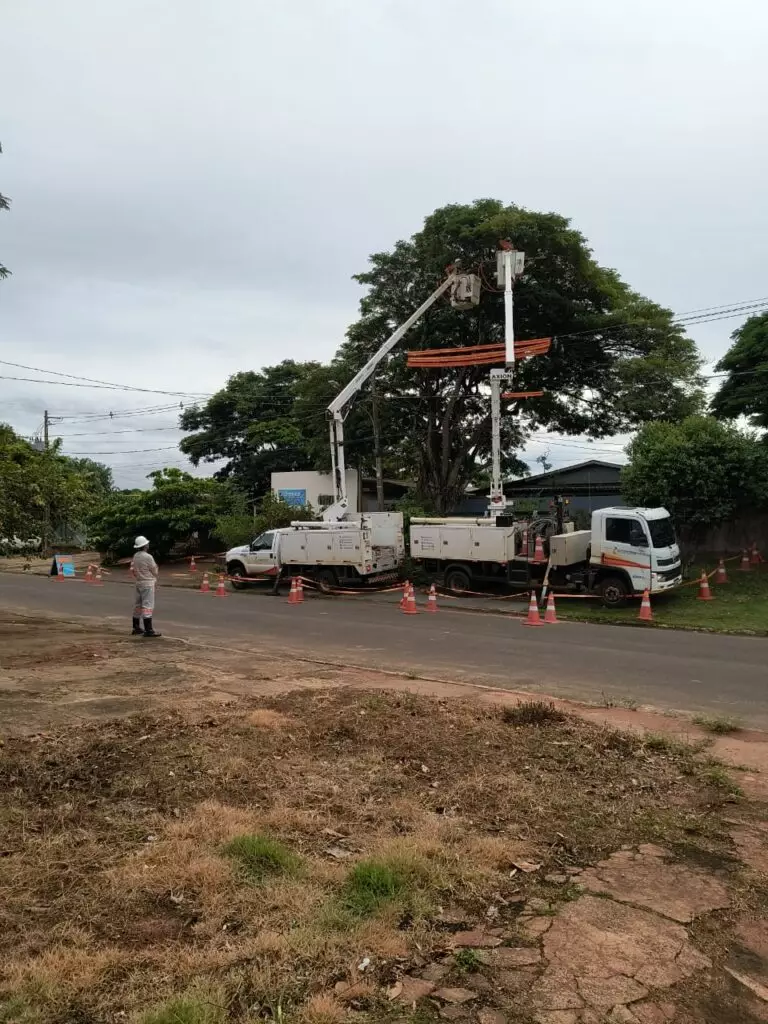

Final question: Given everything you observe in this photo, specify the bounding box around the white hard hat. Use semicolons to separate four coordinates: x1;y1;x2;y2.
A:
134;535;150;549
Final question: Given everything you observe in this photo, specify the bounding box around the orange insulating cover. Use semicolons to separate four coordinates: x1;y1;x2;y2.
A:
407;338;551;368
501;391;544;399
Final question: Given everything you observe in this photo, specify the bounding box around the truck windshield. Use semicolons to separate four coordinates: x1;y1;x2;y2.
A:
648;518;676;548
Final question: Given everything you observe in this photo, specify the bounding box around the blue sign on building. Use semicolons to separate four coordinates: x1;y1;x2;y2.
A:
278;488;307;507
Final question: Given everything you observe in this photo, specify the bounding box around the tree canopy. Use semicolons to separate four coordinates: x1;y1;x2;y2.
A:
0;425;112;545
621;416;768;531
711;313;768;429
339;200;702;511
178;200;703;513
178;362;321;494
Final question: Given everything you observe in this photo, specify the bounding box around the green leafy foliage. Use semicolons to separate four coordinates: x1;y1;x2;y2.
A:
621;415;768;530
88;468;238;560
178;361;321;495
0;424;112;547
340;200;702;511
212;492;316;550
711;312;768;428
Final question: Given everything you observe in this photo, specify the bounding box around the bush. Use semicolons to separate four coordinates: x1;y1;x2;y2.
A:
502;700;566;726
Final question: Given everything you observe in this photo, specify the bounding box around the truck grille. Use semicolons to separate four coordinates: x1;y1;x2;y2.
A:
656;556;678;567
658;566;682;582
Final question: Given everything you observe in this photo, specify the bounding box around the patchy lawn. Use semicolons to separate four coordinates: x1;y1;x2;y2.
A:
558;561;768;635
2;688;768;1024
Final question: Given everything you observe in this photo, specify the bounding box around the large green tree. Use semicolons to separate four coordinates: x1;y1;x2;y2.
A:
340;200;703;511
622;416;768;531
0;425;111;546
0;143;9;280
711;313;768;428
178;361;321;495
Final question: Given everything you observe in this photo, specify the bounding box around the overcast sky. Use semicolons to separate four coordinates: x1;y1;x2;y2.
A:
1;0;766;486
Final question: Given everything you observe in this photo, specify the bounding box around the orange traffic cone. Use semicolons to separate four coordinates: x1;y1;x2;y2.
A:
402;584;419;615
544;591;558;623
715;559;728;584
84;564;94;584
93;566;104;587
287;577;301;605
296;577;305;603
199;572;210;593
638;589;652;622
739;550;751;572
189;556;197;573
399;580;410;609
697;570;714;601
750;543;762;566
531;534;546;563
522;591;545;626
425;583;438;613
214;574;227;598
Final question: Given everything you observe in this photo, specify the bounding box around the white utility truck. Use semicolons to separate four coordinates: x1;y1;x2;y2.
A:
225;512;404;590
410;505;681;606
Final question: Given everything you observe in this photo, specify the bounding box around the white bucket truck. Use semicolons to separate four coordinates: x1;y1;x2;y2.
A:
409;505;681;606
225;512;404;590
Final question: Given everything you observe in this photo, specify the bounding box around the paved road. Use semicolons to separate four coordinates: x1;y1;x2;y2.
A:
2;574;766;725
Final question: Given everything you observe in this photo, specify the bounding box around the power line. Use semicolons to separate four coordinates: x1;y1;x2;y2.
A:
0;358;213;397
0;374;211;397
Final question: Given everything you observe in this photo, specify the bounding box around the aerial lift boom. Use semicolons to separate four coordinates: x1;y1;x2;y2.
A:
323;271;462;521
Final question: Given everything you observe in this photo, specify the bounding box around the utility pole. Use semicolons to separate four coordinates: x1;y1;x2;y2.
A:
42;410;50;556
371;373;385;512
488;246;525;517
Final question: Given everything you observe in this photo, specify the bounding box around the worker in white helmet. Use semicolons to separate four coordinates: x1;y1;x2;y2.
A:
129;536;161;637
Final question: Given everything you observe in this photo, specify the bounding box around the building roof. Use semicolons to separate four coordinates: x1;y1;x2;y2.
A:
507;459;623;487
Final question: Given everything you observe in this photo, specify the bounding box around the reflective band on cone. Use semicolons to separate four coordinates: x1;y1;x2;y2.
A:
189;556;197;573
544;592;558;624
638;589;652;622
399;581;410;609
697;570;714;601
715;559;728;584
522;591;545;626
531;534;546;563
199;572;210;593
214;575;227;598
425;583;438;613
402;584;419;615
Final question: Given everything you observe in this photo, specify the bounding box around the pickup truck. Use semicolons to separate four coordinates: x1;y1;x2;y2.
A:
225;512;404;591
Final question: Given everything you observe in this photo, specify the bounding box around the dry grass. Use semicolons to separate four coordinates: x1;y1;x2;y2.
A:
0;688;753;1023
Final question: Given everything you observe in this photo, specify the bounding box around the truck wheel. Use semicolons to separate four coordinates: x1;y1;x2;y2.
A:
313;568;337;593
227;562;247;589
444;565;472;594
599;575;629;608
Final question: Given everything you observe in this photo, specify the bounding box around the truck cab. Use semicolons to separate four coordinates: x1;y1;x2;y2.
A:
226;531;280;586
589;507;681;605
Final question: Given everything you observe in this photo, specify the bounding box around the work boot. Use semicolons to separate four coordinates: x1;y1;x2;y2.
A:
131;617;144;636
142;617;162;638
